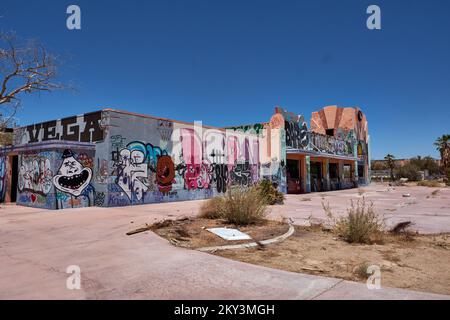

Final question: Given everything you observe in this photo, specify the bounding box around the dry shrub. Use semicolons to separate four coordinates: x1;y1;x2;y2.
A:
198;197;225;219
354;263;371;279
323;197;384;244
256;179;285;205
220;187;268;225
198;187;268;225
417;180;441;187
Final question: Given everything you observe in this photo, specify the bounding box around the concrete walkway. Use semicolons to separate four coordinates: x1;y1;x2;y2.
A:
270;183;450;234
1;184;449;300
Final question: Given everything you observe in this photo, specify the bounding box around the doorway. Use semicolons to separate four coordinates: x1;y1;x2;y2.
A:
286;159;301;194
329;162;339;190
310;161;322;192
358;164;365;185
10;155;18;202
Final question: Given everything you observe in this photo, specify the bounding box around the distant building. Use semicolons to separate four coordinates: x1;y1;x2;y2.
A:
0;105;370;209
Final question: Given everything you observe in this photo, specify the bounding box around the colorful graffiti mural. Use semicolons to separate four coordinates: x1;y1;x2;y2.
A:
308;132;354;156
2;106;368;210
106;118;265;206
274;107;309;150
228;123;265;135
276;107;355;157
112;141;169;202
14;149;95;209
285;119;308;149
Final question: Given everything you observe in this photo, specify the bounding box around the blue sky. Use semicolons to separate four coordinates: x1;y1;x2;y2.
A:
1;0;449;159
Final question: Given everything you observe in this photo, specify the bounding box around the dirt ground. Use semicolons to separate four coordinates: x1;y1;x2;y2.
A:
215;226;450;295
150;218;290;249
151;215;450;295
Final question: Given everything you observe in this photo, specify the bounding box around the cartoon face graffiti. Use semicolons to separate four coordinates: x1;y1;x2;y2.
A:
53;149;93;197
156;155;175;194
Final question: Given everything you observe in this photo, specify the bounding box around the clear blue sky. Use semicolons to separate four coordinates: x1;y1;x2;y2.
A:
1;0;449;159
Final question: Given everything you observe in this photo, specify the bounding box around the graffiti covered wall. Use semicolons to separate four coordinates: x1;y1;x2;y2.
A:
4;106;369;210
16;148;95;209
99;111;285;207
275;107;355;157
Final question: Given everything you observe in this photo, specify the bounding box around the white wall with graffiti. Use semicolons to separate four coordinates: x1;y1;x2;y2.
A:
16;148;95;209
2;106;368;210
98;110;286;207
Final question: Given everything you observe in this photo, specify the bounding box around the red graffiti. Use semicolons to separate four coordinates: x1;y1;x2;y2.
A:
156;155;176;195
184;163;211;190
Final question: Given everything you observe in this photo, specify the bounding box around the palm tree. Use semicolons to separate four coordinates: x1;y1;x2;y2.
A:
384;154;396;181
434;134;450;171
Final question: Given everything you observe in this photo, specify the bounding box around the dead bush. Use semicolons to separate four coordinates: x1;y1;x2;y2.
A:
256;179;285;205
323;197;385;244
219;187;268;225
354;263;371;279
198;196;225;219
198;186;268;225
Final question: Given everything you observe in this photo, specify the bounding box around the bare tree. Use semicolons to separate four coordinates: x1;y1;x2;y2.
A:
0;31;64;130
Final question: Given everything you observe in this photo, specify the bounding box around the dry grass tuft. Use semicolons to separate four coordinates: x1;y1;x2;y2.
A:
198;197;225;219
323;197;385;244
354;263;371;279
198;187;268;225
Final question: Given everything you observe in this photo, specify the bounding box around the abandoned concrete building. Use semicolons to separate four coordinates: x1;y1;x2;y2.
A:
0;105;370;209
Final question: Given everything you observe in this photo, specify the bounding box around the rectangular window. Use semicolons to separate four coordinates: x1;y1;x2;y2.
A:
329;163;339;179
